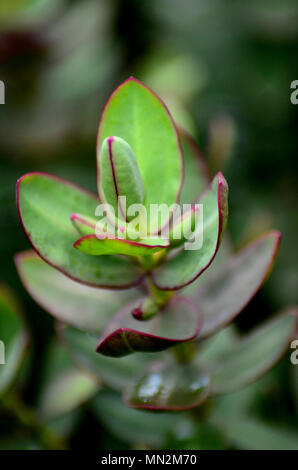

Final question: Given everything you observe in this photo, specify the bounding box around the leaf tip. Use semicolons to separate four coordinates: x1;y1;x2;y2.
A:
106;136;115;144
272;229;282;243
217;171;228;188
73;235;91;250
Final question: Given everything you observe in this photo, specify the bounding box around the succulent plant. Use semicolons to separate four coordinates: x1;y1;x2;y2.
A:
15;78;297;411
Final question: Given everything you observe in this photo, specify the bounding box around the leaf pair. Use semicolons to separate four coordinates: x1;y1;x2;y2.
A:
124;311;297;410
14;77;295;412
76;77;185;256
47;306;296;411
16;78;185;288
15;251;202;357
14;232;297;411
17;81;229;292
96;297;202;357
14;220;294;411
15;229;284;363
16;163;229;358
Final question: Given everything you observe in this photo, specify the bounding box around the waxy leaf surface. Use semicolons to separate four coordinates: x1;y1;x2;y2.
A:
17;172;142;288
125;358;210;410
97;78;183;230
96;297;202;357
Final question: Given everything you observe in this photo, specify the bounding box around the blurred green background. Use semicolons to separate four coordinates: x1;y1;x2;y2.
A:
0;0;297;450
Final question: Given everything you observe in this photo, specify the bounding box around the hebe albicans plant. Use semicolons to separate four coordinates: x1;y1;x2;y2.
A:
15;78;297;410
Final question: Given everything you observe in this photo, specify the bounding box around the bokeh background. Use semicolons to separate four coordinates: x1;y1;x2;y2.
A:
0;0;297;449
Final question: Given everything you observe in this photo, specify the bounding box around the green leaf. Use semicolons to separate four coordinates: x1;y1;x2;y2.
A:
96;297;202;357
15;251;141;335
40;370;97;420
124;357;210;410
99;136;145;221
97;77;183;230
92;390;181;447
197;325;238;364
17;172;143;288
192;231;281;338
125;309;296;411
74;234;169;256
211;381;261;417
38;339;98;420
208;310;297;395
58;326;151;391
0;286;28;395
179;129;209;205
152;172;228;290
181;234;233;296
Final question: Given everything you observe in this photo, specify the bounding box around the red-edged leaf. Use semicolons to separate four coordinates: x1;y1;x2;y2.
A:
207;310;298;394
74;234;170;256
96;77;183;232
16;172;143;289
96;297;202;357
124;357;210;411
192;231;281;339
151;172;228;290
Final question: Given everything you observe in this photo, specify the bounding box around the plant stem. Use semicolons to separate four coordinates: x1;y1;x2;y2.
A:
146;276;174;308
172;341;197;364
